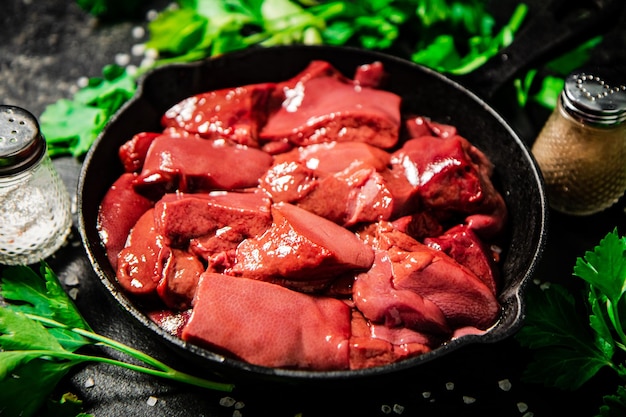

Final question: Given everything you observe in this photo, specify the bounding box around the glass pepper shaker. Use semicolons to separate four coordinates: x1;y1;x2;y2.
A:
531;71;626;215
0;105;72;265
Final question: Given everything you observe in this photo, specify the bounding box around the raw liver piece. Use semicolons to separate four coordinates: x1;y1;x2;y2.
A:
161;83;276;147
260;64;401;149
297;163;395;227
157;248;205;310
404;116;458;139
349;310;433;370
424;224;499;295
116;209;164;297
154;191;272;246
134;132;274;198
353;61;387;88
232;202;374;291
352;251;450;334
98;173;154;269
148;309;191;338
259;160;319;203
182;272;351;370
389;243;500;329
274;141;391;174
391;135;484;210
390;135;507;238
118;131;160;173
356;222;500;329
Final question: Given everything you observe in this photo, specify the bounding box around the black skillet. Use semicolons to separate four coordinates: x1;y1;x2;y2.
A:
77;0;622;383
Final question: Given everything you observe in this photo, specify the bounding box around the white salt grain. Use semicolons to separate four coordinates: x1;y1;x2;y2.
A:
68;288;79;300
517;402;529;413
146;9;159;21
84;377;95;388
140;57;155;69
126;65;138;77
421;391;431;399
462;396;476;404
445;382;455;391
498;378;512;391
146;396;158;407
234;401;245;410
232;411;242;417
115;53;131;67
219;397;237;407
64;274;79;286
381;404;392;414
77;76;89;88
132;43;146;57
132;26;145;39
522;413;534;417
145;48;159;60
392;403;405;414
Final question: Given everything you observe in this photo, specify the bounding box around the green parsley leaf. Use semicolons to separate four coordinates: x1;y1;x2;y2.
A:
39;392;94;417
599;385;626;417
40;65;134;158
0;358;79;417
1;264;90;332
146;8;209;56
0;262;234;417
574;229;626;307
517;283;614;390
75;0;146;20
0;309;65;352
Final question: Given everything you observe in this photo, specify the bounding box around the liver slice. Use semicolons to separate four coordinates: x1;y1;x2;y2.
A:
232;202;374;291
97;172;154;269
260;62;401;149
182;272;351;370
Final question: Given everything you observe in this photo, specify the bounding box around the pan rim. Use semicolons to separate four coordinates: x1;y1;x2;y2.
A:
77;44;549;382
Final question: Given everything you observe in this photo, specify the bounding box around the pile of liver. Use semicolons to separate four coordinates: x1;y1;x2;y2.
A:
97;60;508;371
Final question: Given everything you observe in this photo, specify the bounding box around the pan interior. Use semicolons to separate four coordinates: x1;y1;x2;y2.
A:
78;45;548;382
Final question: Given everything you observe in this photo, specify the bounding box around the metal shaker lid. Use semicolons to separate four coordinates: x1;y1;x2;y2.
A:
561;72;626;126
0;105;46;176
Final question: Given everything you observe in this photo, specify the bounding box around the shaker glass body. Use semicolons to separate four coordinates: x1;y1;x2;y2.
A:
0;104;72;265
532;99;626;215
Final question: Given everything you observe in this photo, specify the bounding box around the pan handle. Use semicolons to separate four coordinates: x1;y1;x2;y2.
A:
455;0;624;100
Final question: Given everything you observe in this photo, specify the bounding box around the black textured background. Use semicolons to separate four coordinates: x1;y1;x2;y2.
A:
2;1;626;416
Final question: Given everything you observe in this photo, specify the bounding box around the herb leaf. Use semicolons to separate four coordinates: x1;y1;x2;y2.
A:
41;66;135;158
0;262;234;417
1;263;90;332
517;283;614;390
574;229;626;306
0;358;79;417
519;229;626;416
0;309;65;352
600;385;626;417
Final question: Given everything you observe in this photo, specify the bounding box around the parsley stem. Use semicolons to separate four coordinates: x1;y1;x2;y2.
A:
16;349;233;392
608;299;626;350
25;314;235;392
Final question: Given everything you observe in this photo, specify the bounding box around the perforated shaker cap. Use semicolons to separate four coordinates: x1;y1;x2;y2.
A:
561;72;626;126
0;105;46;176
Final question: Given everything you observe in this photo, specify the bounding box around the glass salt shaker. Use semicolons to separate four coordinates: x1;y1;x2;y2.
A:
0;105;72;265
531;71;626;215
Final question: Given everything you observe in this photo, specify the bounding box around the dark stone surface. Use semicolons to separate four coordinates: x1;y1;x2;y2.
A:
2;1;626;416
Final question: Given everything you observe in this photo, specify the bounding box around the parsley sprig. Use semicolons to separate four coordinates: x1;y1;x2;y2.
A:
0;263;234;417
42;0;530;158
517;229;626;416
